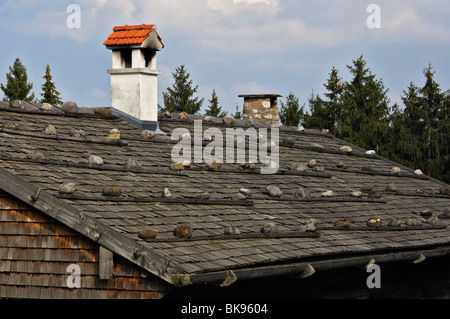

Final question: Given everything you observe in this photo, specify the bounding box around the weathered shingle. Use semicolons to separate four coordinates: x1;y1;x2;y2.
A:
0;102;449;288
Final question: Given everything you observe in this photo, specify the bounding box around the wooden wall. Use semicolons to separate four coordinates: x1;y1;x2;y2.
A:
0;190;171;299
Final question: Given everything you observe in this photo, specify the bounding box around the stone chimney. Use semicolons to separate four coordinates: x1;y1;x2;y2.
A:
104;24;164;132
239;94;281;125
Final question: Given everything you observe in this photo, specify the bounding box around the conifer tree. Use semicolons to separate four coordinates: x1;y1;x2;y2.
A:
279;92;305;127
305;67;344;136
1;57;35;102
205;89;227;117
339;55;390;151
232;103;242;119
385;64;449;183
40;64;62;105
162;64;204;114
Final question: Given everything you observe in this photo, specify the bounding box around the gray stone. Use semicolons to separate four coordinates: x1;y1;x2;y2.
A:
308;159;316;168
321;190;334;197
224;226;241;235
10;100;24;109
340;146;352;152
361;186;374;193
125;158;141;169
138;229;157;239
290;163;308;171
223;117;235;125
239;188;252;197
62;101;79;113
335;218;350;228
391;166;401;174
173;224;192;238
386;183;398;192
310;143;324;149
261;222;278;233
69;128;86;138
313;166;325;172
231;193;247;201
196;192;210;200
439;186;450;196
170;162;185;171
162;188;172;198
336;161;348;169
26;150;45;160
39;103;54;110
102;186;121;197
89;155;103;165
295;187;310;198
368;190;382;198
266;185;283;197
389;218;402;227
43;124;57;135
428;216;440;225
206;159;222;170
406;218;422;226
179;112;190;120
59;182;76;194
239;162;256;170
282;137;295;145
351;191;363;198
302;220;317;232
420;209;432;218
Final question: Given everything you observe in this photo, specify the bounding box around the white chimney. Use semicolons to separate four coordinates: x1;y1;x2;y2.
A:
104;24;164;132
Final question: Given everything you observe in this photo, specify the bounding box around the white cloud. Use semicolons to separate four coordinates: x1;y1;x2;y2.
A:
207;0;279;14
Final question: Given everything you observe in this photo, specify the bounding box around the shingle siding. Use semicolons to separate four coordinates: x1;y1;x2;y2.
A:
0;190;171;299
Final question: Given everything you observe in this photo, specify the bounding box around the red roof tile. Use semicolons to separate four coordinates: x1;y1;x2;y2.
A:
103;24;164;48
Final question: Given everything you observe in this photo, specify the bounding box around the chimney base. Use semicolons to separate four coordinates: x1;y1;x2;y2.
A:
111;107;166;135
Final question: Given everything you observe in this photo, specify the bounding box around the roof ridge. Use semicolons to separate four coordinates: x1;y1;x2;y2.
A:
112;24;155;31
0;102;119;119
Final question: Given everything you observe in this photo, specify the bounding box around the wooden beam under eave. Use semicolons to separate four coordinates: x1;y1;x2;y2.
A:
99;246;114;280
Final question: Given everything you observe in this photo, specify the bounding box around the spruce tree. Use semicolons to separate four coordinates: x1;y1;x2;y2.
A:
232;103;242;119
1;57;35;102
205;89;227;117
162;64;204;114
305;67;344;136
279;92;305;127
40;64;62;105
385;64;449;183
340;55;390;151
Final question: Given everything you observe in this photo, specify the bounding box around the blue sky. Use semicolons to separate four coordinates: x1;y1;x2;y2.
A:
0;0;449;116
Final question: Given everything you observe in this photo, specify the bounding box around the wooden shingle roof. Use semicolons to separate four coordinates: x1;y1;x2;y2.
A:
0;100;449;287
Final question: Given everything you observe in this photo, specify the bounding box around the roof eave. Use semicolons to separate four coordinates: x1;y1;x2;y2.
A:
173;245;450;287
0;166;182;285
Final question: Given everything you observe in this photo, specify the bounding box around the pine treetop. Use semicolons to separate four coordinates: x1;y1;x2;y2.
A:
1;57;35;102
40;64;63;105
162;64;204;114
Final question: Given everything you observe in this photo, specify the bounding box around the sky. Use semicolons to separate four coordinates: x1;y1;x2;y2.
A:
0;0;449;116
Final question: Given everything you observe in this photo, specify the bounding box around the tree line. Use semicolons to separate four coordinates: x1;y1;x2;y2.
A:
1;58;62;105
281;56;449;184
